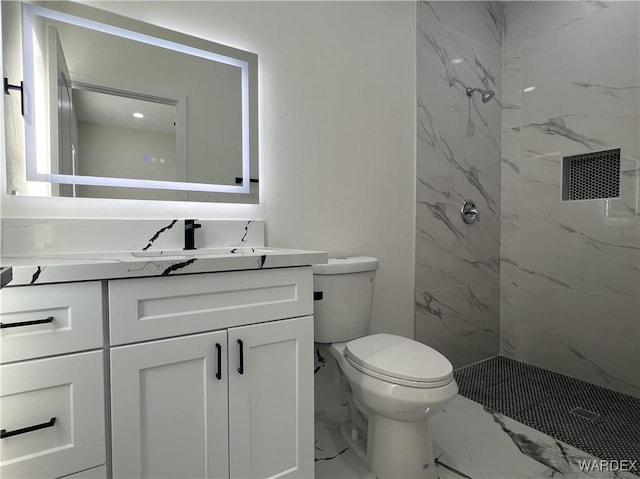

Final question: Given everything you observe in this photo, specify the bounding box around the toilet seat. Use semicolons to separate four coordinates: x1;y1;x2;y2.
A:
345;334;454;388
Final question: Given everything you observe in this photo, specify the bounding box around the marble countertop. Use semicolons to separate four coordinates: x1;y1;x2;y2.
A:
1;247;328;286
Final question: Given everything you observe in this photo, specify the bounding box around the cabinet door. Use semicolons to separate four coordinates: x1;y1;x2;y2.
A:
228;316;314;479
110;331;229;479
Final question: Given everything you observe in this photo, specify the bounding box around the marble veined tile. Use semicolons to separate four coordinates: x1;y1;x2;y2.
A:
608;157;640;218
415;282;500;368
499;279;521;358
417;2;502;132
501;72;522;114
517;4;639;159
315;394;637;479
416;192;500;291
519;111;639;165
416;0;502;294
502;4;522;60
524;212;639;298
417;126;501;214
419;2;503;56
517;3;639;163
431;395;638;479
417;109;501;213
521;46;638;125
315;407;376;479
417;39;502;144
500;278;640;398
517;214;639;297
416;0;502;382
514;153;639;297
499;0;640;411
517;1;624;41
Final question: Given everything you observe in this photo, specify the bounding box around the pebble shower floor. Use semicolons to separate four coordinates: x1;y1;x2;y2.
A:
454;356;640;475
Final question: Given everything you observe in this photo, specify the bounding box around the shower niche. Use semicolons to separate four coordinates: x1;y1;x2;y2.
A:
561;148;621;201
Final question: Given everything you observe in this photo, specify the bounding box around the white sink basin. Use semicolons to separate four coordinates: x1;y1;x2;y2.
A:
131;247;276;258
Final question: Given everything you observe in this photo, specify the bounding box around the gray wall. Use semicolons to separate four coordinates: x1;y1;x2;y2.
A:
415;1;503;368
501;1;640;397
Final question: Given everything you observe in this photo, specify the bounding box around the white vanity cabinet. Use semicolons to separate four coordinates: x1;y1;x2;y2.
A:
226;317;314;479
110;330;230;478
108;267;315;479
0;282;106;479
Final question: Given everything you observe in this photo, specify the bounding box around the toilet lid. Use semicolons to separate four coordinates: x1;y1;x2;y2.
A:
345;334;453;384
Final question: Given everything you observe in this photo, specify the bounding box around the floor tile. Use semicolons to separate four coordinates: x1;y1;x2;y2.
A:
456;355;640;475
315;394;638;479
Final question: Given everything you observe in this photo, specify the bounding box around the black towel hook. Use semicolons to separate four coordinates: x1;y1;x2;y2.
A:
4;77;24;116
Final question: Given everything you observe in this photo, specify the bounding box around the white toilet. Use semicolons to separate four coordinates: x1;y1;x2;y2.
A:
313;257;458;479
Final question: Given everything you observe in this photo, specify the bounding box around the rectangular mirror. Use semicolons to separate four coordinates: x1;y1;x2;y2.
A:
3;1;258;203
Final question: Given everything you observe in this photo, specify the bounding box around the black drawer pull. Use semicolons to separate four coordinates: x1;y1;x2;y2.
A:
237;339;244;375
215;343;222;380
0;316;54;329
1;417;57;439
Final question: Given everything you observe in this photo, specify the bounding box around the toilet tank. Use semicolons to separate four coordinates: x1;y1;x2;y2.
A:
312;256;379;343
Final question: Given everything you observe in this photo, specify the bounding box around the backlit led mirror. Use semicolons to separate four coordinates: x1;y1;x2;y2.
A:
2;1;258;202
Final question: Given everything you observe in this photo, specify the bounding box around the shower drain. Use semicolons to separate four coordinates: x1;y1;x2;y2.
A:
570;407;600;421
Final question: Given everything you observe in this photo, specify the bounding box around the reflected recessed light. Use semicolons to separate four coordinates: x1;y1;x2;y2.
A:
451;58;464;64
133;112;145;119
522;86;536;93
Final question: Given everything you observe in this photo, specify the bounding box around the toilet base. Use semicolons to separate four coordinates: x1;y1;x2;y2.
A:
340;416;436;479
329;341;454;479
340;422;368;464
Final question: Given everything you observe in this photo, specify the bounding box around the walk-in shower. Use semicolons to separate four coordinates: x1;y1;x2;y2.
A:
415;0;639;468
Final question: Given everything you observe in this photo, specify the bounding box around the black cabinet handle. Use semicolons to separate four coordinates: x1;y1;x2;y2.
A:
0;316;54;329
1;417;56;439
215;343;222;380
237;339;244;375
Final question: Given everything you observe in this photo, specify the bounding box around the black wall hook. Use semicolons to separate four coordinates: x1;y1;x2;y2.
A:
4;77;24;116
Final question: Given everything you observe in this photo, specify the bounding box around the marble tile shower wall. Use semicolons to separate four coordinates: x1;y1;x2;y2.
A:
500;2;640;397
415;1;503;368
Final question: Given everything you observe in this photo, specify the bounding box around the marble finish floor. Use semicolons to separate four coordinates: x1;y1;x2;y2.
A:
455;356;640;471
315;395;638;479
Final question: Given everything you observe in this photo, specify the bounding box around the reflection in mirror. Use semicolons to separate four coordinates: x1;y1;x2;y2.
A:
2;1;258;203
72;89;180;198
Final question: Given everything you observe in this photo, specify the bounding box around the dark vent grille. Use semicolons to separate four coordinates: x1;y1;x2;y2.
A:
562;149;621;201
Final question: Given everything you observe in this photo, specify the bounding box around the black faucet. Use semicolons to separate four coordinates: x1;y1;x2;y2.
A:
184;219;202;250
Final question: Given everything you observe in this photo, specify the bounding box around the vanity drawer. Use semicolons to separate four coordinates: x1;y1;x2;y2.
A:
109;267;313;345
0;282;103;363
0;351;106;479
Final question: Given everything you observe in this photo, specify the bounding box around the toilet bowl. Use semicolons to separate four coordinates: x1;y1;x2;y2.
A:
329;337;458;479
313;257;458;479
